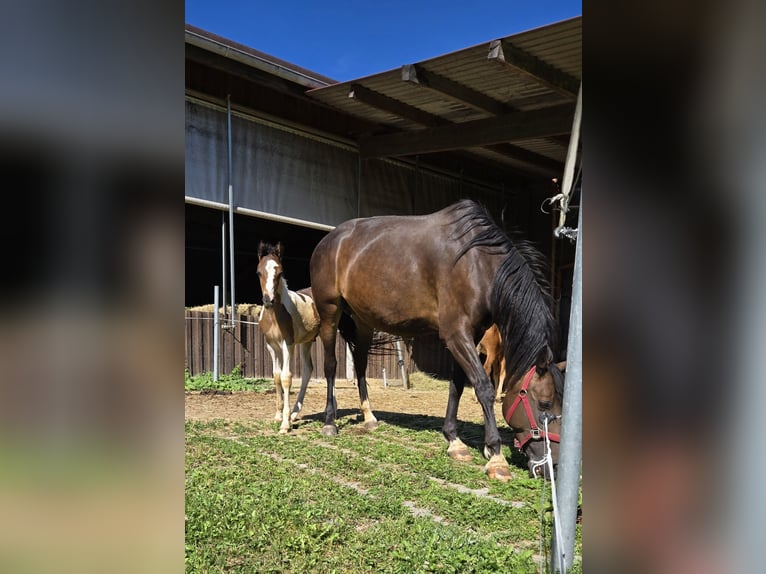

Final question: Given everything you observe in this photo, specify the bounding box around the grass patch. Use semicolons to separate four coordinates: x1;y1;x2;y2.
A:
407;371;450;390
185;367;271;393
186;419;581;573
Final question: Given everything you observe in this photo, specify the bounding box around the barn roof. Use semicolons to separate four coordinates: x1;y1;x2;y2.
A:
306;17;581;178
185;16;581;184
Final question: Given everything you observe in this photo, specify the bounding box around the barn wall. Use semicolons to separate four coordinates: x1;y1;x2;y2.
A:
184;311;453;382
185;97;508;227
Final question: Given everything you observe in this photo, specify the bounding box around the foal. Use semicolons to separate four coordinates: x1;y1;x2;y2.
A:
257;241;320;433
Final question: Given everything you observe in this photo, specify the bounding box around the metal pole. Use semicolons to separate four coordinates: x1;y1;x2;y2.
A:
551;200;582;572
395;339;409;389
227;94;236;325
221;215;227;318
213;285;220;381
557;84;582;229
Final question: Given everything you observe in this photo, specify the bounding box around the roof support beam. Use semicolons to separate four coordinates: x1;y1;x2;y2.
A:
359;103;574;159
402;64;508;116
486;143;564;175
348;84;447;127
350;84;563;174
488;40;579;99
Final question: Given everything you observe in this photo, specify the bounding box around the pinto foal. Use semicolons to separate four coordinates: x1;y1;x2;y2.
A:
257;241;320;433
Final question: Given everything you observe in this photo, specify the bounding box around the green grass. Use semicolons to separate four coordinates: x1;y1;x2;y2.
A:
186;417;581;573
185;367;271;393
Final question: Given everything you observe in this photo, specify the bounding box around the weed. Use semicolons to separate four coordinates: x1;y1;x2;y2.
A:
184;368;271;393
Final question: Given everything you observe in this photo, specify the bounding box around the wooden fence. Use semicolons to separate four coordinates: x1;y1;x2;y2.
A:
185;311;454;382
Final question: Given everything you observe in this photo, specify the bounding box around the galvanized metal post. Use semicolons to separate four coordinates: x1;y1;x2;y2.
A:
395;339;409;389
221;215;227;317
551;201;582;572
227;94;236;325
213;285;220;381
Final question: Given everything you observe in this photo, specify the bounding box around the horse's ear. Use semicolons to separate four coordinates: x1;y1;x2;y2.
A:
555;360;567;373
257;241;268;259
275;241;284;259
535;345;554;375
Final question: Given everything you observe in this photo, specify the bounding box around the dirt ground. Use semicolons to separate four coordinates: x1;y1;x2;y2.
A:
185;377;499;427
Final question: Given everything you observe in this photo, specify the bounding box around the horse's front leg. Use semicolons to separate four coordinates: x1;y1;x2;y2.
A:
446;333;510;481
265;343;283;422
278;340;293;433
443;362;473;462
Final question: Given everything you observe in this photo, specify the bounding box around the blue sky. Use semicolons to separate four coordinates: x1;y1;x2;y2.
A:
185;1;581;82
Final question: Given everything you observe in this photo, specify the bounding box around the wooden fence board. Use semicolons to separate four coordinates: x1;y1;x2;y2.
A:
185;311;451;381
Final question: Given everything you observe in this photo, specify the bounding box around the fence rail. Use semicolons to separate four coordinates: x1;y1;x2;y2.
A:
185;311;452;381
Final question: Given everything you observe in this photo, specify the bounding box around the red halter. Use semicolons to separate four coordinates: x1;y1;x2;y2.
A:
503;366;561;451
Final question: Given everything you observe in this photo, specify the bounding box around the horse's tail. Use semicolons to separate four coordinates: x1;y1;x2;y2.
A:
338;312;402;357
338;312;356;352
490;238;557;383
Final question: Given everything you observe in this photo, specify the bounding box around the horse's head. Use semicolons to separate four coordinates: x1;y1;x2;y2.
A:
257;241;285;309
503;356;566;479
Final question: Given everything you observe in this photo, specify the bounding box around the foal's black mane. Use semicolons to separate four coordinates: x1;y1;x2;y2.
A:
447;199;557;383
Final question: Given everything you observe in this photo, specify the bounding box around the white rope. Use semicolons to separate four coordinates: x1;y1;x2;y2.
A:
539;473;547;574
184;315;261;326
530;418;567;574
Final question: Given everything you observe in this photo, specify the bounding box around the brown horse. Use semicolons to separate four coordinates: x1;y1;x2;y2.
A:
309;200;559;480
257;241;320;433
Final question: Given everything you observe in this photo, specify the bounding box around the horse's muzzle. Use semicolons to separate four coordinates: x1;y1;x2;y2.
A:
262;295;273;308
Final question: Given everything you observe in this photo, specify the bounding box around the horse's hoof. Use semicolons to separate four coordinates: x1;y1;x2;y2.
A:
485;454;511;482
364;420;379;431
279;427;290;435
321;425;338;437
447;440;473;462
274;413;282;422
290;412;299;422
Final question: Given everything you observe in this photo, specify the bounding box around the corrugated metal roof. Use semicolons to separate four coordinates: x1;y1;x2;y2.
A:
306;17;581;177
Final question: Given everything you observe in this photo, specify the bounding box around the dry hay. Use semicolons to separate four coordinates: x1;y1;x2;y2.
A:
187;303;262;317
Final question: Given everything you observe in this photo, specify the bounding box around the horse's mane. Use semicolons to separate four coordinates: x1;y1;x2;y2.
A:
447;199;557;383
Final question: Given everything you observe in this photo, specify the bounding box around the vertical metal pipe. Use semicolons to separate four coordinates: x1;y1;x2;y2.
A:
227;94;236;325
551;200;582;572
221;215;227;318
213;285;220;381
395;339;409;389
558;84;582;229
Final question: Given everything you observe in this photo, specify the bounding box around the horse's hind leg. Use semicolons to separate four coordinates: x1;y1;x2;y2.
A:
317;305;341;436
290;342;313;421
347;320;378;429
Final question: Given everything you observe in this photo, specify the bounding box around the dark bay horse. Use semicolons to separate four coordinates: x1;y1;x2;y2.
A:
309;200;559;480
257;241;320;433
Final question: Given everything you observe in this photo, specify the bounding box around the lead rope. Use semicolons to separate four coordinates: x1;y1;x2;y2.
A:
531;418;566;573
538;471;547;573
